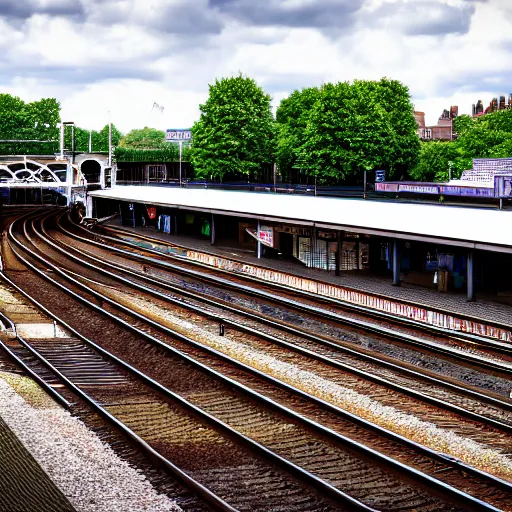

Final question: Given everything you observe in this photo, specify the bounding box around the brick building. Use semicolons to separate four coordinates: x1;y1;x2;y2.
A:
472;93;512;117
414;106;457;141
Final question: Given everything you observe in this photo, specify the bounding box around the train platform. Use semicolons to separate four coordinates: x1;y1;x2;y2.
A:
0;404;75;512
102;219;512;333
90;186;512;252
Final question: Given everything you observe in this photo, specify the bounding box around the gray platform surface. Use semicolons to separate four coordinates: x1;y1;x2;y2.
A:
0;415;75;512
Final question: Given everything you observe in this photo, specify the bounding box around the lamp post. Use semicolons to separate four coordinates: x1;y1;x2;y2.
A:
59;122;75;160
108;119;112;167
179;141;183;188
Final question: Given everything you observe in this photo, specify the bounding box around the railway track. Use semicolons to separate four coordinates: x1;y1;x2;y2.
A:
50;213;512;423
70;215;512;371
3;207;507;510
94;222;512;351
0;286;215;511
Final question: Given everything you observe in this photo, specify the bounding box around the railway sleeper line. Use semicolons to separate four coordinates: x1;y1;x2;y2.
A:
47;214;512;429
5;215;453;512
40;214;512;423
30;213;512;476
0;315;240;511
0;311;72;409
7;217;480;512
96;221;512;356
67;215;512;375
2;266;355;512
4;209;512;508
28;214;512;444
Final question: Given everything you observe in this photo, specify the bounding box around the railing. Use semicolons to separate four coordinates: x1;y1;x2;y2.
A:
114;180;376;198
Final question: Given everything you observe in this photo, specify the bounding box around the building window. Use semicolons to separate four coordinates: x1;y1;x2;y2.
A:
148;165;166;181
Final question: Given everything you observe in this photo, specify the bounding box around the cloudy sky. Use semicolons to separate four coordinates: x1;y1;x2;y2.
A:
1;0;510;133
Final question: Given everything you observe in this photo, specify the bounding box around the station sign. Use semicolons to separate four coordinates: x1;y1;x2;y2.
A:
375;170;386;182
258;225;274;247
166;129;192;142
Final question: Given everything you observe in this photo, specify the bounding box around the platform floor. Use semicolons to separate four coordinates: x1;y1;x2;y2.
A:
104;221;512;329
0;414;75;512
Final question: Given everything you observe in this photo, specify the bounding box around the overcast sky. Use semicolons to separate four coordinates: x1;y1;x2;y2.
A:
1;0;510;133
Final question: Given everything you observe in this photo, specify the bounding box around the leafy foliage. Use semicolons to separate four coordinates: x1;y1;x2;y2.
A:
277;79;419;184
119;127;166;149
275;87;320;180
191;74;275;181
409;141;460;182
0;94;60;154
413;109;512;181
115;145;180;162
64;124;122;153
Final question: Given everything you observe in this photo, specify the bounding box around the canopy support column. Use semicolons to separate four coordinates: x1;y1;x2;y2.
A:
257;220;262;259
392;240;400;286
467;250;475;302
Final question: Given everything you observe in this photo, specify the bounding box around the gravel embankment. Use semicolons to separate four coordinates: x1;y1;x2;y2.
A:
125;294;512;481
0;414;75;512
0;375;182;512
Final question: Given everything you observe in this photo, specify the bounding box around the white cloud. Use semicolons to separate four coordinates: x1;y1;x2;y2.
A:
0;0;510;132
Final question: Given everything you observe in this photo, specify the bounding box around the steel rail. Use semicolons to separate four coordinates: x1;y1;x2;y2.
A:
0;308;71;409
13;211;512;505
44;212;512;415
32;214;512;435
31;214;512;497
4;213;238;512
9;216;383;512
63;215;512;375
9;212;508;510
97;222;512;353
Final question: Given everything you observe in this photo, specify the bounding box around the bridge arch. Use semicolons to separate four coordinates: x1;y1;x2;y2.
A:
80;159;102;184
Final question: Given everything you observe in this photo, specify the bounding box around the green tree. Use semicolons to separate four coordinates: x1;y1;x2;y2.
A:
454;110;512;160
452;114;473;137
291;79;419;184
96;123;122;152
412;109;512;182
276;87;320;181
410;141;460;182
119;127;166;149
191;74;275;181
115;145;180;163
64;124;122;154
0;94;60;154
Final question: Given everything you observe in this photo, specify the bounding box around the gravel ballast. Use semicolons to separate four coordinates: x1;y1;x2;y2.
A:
0;375;182;512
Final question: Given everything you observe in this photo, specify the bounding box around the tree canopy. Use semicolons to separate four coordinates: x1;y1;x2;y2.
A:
275;87;320;181
119;127;166;149
115;145;180;163
0;92;124;157
190;74;275;181
409;141;460;182
412;109;512;181
276;78;420;184
64;124;122;154
0;94;60;155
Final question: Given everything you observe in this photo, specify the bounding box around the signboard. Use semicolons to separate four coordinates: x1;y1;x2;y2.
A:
166;129;191;142
495;175;512;198
375;170;386;182
399;184;439;194
258;225;274;247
